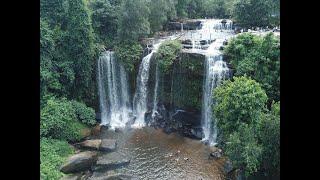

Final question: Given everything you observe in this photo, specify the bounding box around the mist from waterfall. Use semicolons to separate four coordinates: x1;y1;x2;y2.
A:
97;51;132;129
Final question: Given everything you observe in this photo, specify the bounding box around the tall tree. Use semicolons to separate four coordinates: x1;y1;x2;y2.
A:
213;76;268;176
232;0;271;27
40;19;61;102
40;0;67;28
117;0;150;42
224;33;280;103
176;0;190;18
64;0;96;102
148;0;177;34
203;0;228;18
90;0;120;46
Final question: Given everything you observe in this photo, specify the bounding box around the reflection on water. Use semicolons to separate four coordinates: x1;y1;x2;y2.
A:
97;127;226;180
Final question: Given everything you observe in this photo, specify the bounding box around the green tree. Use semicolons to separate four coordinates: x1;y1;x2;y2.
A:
186;0;204;18
176;0;190;18
258;101;280;175
224;33;280;103
225;123;263;176
213;76;268;137
64;0;96;103
89;0;120;46
148;0;177;34
40;0;66;27
213;76;280;176
117;0;150;41
203;0;228;18
232;0;271;28
40;20;61;100
268;0;280;26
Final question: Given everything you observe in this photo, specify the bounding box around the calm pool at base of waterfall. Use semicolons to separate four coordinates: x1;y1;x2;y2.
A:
97;127;226;180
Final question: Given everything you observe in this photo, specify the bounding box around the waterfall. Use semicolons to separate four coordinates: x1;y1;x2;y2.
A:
201;53;229;145
132;52;154;128
152;62;160;119
98;53;108;125
97;51;132;129
198;20;233;146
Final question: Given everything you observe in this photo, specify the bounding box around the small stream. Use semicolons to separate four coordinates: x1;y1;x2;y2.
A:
96;127;226;180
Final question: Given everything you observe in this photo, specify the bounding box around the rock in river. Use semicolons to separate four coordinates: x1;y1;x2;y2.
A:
209;148;223;159
100;139;117;152
78;139;102;150
94;152;130;171
60;151;98;173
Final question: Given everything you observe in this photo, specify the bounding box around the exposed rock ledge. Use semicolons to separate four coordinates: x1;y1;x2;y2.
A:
94;152;131;171
60;151;98;174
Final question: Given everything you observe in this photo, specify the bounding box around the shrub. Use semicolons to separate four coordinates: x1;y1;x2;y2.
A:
71;100;96;126
114;41;143;73
40;138;74;180
40;97;88;141
156;40;182;73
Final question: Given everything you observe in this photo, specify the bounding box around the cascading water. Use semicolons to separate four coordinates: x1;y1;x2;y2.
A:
151;63;160;119
202;49;229;145
133;35;178;127
97;51;132;129
199;20;233;146
132;52;154;127
132;42;164;128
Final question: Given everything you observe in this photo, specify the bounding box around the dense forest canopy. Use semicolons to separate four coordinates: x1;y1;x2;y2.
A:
40;0;280;179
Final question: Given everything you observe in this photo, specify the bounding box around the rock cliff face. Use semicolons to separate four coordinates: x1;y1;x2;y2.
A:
147;52;205;139
166;20;202;31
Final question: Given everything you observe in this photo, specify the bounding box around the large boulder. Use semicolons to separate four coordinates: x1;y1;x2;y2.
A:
171;109;201;127
181;39;192;45
209;149;223;159
78;139;102;150
167;22;183;31
100;139;117;152
184;20;202;30
94;152;130;171
91;124;102;136
61;171;92;180
167;20;201;31
223;160;234;174
227;168;244;180
60;151;98;173
190;127;203;139
80;128;92;139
